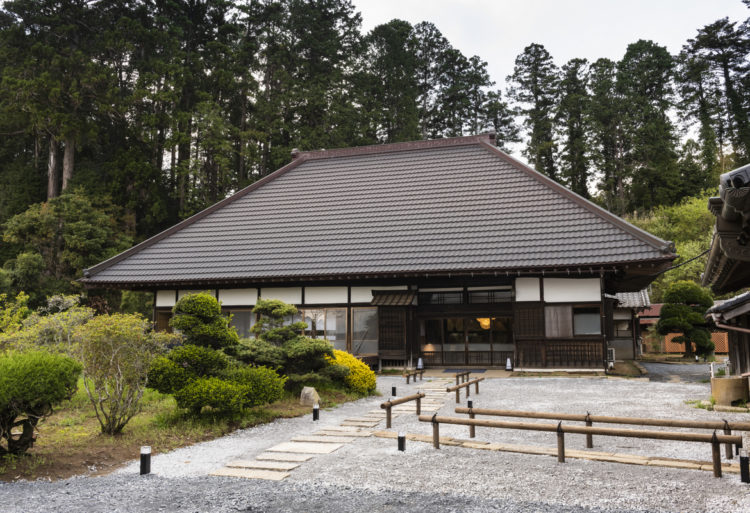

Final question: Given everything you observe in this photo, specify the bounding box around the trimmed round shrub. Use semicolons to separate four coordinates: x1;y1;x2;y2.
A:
225;366;287;406
147;356;192;395
174;377;247;415
167;344;228;377
170;292;239;349
0;351;81;455
326;350;376;395
283;337;333;374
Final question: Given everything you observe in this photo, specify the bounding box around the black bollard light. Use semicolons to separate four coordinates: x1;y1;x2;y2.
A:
312;403;320;421
392;386;397;397
741;449;750;484
467;400;473;409
140;446;151;475
397;431;406;452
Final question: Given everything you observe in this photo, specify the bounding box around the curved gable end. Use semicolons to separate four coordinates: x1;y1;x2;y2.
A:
82;134;675;289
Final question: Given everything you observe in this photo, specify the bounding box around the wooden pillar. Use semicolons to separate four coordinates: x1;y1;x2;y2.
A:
475;380;480;394
724;423;733;460
469;410;475;438
455;389;460;403
557;422;565;463
712;432;722;478
466;383;471;399
416;396;421;416
386;406;392;429
432;419;440;449
585;413;593;449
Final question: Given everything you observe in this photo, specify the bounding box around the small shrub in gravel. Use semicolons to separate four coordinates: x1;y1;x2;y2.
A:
0;350;81;455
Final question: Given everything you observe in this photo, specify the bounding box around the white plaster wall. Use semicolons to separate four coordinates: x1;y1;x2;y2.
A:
304;287;348;304
218;288;258;306
178;289;214;300
613;308;632;320
350;285;408;303
515;278;540;302
155;290;176;307
543;278;600;303
260;287;302;305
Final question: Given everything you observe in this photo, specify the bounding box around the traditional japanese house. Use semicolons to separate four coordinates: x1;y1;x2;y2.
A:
82;134;675;369
703;163;750;375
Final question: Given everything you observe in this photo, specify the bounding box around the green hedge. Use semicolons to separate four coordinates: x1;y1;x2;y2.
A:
0;351;81;454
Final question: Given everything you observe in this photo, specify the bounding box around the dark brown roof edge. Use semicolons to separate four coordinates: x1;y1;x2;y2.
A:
297;134;493;161
479;141;677;256
82;156;310;278
81;256;675;288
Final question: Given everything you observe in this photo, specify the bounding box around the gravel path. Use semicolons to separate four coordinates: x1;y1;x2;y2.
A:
642;362;712;383
2;375;749;513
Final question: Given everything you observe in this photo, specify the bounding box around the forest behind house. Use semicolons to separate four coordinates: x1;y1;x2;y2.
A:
2;0;750;309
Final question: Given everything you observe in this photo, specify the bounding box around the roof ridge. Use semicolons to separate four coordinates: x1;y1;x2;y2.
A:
297;134;493;161
478;141;676;256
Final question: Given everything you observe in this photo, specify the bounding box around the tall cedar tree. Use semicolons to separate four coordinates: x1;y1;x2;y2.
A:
507;43;559;180
617;40;681;212
557;58;590;197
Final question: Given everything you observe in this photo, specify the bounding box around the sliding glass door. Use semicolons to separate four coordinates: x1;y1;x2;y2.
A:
419;316;513;366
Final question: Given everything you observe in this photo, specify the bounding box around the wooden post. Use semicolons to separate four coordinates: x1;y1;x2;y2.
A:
474;379;480;394
585;413;593;449
557;422;565;463
416;396;421;415
432;418;440;449
456;375;460;386
406;374;410;384
455;389;460;403
386;405;392;429
466;383;471;399
712;432;722;478
724;421;733;460
469;409;476;438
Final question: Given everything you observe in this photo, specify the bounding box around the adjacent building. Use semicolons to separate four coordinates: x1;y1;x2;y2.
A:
82;134;675;369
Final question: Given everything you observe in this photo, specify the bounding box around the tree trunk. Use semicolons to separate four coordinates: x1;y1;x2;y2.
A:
62;137;75;192
47;136;60;199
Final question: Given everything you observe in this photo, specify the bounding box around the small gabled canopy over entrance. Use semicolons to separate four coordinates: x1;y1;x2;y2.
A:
370;290;416;306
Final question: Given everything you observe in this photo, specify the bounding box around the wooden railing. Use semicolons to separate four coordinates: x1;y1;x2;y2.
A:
446;377;484;403
380;393;425;428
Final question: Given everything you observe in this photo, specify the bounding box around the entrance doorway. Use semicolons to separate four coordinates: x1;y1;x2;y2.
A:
419;316;513;366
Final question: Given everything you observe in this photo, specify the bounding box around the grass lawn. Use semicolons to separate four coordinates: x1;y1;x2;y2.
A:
0;379;365;482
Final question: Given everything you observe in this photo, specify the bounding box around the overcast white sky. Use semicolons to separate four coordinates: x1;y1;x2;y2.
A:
352;0;749;88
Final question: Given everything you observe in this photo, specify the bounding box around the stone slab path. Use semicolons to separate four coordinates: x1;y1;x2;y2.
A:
210;377;455;481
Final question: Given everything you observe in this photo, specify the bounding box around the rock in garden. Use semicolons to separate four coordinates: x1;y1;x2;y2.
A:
299;386;320;406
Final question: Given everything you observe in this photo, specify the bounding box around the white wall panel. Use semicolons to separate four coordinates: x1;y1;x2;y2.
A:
260;287;302;305
304;287;348;304
155;290;176;307
515;278;540;302
178;289;213;300
350;285;408;303
543;278;600;303
218;288;258;306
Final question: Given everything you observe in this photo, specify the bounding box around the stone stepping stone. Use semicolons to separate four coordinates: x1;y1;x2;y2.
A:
227;459;300;471
316;430;372;437
256;452;313;462
345;416;385;423
267;442;344;454
341;421;380;427
292;435;355;443
211;467;289;480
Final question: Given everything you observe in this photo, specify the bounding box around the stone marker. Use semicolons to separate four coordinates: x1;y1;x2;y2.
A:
300;386;320;406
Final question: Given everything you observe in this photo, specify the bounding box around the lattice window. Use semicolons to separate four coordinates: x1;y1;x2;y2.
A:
378;308;405;350
515;305;544;338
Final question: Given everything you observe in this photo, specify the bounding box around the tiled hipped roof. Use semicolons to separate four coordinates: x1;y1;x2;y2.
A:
82;135;674;286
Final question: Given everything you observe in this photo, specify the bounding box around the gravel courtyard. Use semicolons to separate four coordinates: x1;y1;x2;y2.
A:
2;375;750;513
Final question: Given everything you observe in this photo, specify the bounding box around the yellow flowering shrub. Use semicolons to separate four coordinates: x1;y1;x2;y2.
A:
326;349;376;395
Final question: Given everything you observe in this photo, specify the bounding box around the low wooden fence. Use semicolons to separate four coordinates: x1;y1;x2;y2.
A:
454;407;750;460
446;377;484;403
454;371;472;385
403;369;424;384
380;393;425;428
419;414;744;478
